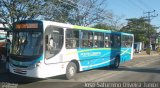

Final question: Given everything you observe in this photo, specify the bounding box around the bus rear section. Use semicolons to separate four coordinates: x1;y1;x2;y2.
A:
62;28;134;79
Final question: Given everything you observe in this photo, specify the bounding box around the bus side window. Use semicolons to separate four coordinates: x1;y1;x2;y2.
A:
66;29;79;49
116;35;121;47
81;31;88;48
94;32;104;48
45;35;49;50
104;33;111;48
99;33;104;47
81;31;93;48
88;32;93;47
121;35;133;48
121;35;127;48
93;33;98;47
112;34;121;48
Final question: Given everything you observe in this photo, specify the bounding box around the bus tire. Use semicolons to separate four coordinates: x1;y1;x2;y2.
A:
110;56;120;69
65;62;77;80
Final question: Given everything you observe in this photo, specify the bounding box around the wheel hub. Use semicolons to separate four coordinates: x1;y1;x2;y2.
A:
69;66;75;76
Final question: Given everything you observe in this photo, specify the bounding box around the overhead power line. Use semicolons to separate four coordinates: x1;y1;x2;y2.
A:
143;10;158;22
137;0;153;10
128;0;145;11
143;10;158;48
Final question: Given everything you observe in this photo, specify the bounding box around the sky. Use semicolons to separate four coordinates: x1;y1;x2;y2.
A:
106;0;160;31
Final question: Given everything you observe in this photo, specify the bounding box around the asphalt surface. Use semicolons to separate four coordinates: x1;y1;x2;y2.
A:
0;54;160;88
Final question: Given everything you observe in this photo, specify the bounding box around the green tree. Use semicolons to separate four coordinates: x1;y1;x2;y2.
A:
42;0;78;23
120;18;157;44
74;0;114;26
0;0;115;28
43;0;113;26
0;0;46;26
93;23;111;30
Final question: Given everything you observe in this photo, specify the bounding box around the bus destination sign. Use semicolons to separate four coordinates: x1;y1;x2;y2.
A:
15;23;38;29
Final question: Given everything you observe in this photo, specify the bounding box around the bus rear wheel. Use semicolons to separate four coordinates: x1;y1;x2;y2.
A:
110;56;120;69
65;62;77;80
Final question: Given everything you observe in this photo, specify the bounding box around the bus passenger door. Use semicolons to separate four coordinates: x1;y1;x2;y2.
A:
110;34;121;64
44;26;64;64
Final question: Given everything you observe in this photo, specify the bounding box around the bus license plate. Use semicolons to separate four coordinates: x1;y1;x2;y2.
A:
15;68;22;73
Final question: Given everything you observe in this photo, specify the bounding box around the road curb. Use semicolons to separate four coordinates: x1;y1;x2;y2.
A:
133;54;159;58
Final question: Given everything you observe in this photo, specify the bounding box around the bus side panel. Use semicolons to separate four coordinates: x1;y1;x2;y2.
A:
77;48;120;71
65;49;83;71
120;48;132;63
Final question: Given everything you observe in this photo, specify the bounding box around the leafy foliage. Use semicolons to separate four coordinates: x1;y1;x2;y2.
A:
42;0;78;23
0;0;45;26
120;18;157;44
146;48;151;54
0;0;115;28
93;23;111;30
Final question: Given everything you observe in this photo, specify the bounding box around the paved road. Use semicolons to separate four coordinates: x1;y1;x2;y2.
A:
0;55;160;88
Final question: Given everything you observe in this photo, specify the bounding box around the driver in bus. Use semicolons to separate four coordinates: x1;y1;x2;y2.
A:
49;37;53;49
48;37;56;53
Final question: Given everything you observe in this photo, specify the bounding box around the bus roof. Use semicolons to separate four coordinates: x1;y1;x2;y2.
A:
16;20;133;36
73;25;133;36
73;25;111;33
42;21;133;36
43;20;111;32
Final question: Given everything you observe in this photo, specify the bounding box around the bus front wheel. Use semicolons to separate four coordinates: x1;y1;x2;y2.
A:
110;56;120;69
65;62;77;80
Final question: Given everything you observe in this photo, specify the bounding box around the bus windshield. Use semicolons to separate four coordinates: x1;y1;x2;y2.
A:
11;31;43;56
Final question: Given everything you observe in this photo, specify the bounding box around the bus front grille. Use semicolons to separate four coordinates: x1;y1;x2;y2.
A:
13;69;27;75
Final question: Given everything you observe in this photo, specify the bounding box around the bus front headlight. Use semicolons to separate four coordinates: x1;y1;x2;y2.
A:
36;61;41;67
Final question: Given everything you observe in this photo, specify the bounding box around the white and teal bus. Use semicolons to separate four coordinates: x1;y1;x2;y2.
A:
9;20;134;79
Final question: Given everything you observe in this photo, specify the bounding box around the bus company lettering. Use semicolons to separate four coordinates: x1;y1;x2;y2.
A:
80;52;101;57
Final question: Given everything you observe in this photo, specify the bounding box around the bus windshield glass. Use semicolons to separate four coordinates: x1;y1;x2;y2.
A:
11;31;43;56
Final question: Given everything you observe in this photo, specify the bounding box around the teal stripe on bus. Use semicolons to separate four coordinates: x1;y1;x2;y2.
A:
73;25;111;33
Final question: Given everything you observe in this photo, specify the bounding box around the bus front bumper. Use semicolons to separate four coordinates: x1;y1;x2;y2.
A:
9;63;66;78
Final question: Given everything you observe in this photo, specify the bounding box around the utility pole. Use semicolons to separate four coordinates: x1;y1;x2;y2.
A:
143;10;158;51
